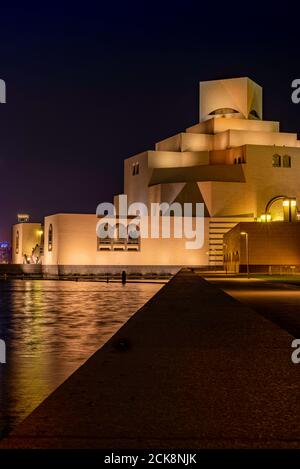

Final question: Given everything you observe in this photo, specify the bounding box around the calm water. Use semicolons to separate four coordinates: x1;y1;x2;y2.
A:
0;279;162;438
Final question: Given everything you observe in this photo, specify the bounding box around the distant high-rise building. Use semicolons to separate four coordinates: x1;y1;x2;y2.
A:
17;213;30;223
0;242;10;264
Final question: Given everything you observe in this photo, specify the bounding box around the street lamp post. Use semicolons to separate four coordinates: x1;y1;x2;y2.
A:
240;231;249;278
223;243;227;275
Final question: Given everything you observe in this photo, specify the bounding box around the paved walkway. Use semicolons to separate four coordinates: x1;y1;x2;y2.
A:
1;269;299;448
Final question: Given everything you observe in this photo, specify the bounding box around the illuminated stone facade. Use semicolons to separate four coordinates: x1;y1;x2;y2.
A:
224;222;300;273
11;77;300;272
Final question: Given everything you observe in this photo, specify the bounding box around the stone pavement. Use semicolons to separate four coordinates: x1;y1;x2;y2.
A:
1;269;299;448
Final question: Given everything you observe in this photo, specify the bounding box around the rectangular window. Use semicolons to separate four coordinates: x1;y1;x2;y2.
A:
97;237;140;251
97;223;140;251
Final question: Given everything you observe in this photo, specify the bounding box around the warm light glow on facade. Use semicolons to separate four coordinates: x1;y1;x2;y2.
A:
10;77;300;271
282;198;296;207
260;213;272;222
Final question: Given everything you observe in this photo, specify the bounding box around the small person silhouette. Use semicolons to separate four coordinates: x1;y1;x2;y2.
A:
121;270;127;284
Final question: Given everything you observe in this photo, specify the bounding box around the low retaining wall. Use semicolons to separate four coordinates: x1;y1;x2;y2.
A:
0;264;42;275
42;264;181;277
4;263;300;278
238;264;300;274
0;264;222;278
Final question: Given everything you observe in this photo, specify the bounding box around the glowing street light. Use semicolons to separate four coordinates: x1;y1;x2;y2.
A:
260;213;272;222
240;231;249;279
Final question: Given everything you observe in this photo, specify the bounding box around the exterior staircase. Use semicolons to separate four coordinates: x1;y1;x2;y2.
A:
208;217;254;268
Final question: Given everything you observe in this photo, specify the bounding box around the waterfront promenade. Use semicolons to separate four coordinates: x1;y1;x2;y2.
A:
1;269;300;448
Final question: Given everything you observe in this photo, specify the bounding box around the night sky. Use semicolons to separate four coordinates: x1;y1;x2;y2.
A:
0;2;299;241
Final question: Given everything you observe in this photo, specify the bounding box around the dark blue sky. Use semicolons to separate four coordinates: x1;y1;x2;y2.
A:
0;1;300;240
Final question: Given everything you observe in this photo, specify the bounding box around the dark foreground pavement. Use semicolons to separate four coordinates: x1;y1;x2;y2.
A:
1;269;300;448
209;277;300;339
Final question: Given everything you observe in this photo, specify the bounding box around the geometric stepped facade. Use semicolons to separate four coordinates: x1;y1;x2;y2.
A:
12;77;300;272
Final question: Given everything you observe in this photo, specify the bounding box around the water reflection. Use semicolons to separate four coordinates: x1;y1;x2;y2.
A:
0;279;162;438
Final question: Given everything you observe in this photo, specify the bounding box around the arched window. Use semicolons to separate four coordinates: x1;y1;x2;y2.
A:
132;162;140;176
209;108;239;115
115;223;127;241
97;222;112;250
48;224;53;252
272;154;281;167
283;155;291;168
16;230;19;254
128;224;140;244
